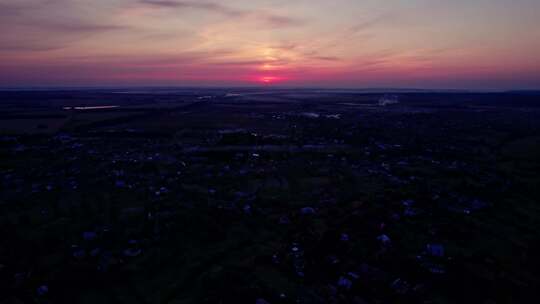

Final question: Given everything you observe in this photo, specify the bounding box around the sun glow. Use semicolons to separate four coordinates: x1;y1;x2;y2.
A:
259;76;279;84
261;63;274;70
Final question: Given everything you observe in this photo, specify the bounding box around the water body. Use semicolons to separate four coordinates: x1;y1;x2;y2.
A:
63;106;119;110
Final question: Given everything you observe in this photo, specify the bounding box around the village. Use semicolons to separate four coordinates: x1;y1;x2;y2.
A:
1;89;539;303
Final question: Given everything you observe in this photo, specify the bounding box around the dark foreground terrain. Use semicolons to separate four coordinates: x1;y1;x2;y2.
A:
1;89;539;303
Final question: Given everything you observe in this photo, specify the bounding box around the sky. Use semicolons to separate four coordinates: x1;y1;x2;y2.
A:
1;0;539;89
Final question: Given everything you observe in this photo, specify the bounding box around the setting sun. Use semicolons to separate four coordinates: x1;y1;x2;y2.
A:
259;76;280;84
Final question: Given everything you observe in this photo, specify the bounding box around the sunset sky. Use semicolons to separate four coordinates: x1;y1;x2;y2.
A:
1;0;539;89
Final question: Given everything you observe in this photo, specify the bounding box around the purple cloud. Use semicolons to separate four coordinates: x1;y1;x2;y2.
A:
140;0;305;28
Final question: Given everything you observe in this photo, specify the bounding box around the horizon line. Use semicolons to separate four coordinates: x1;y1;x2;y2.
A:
1;85;539;94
